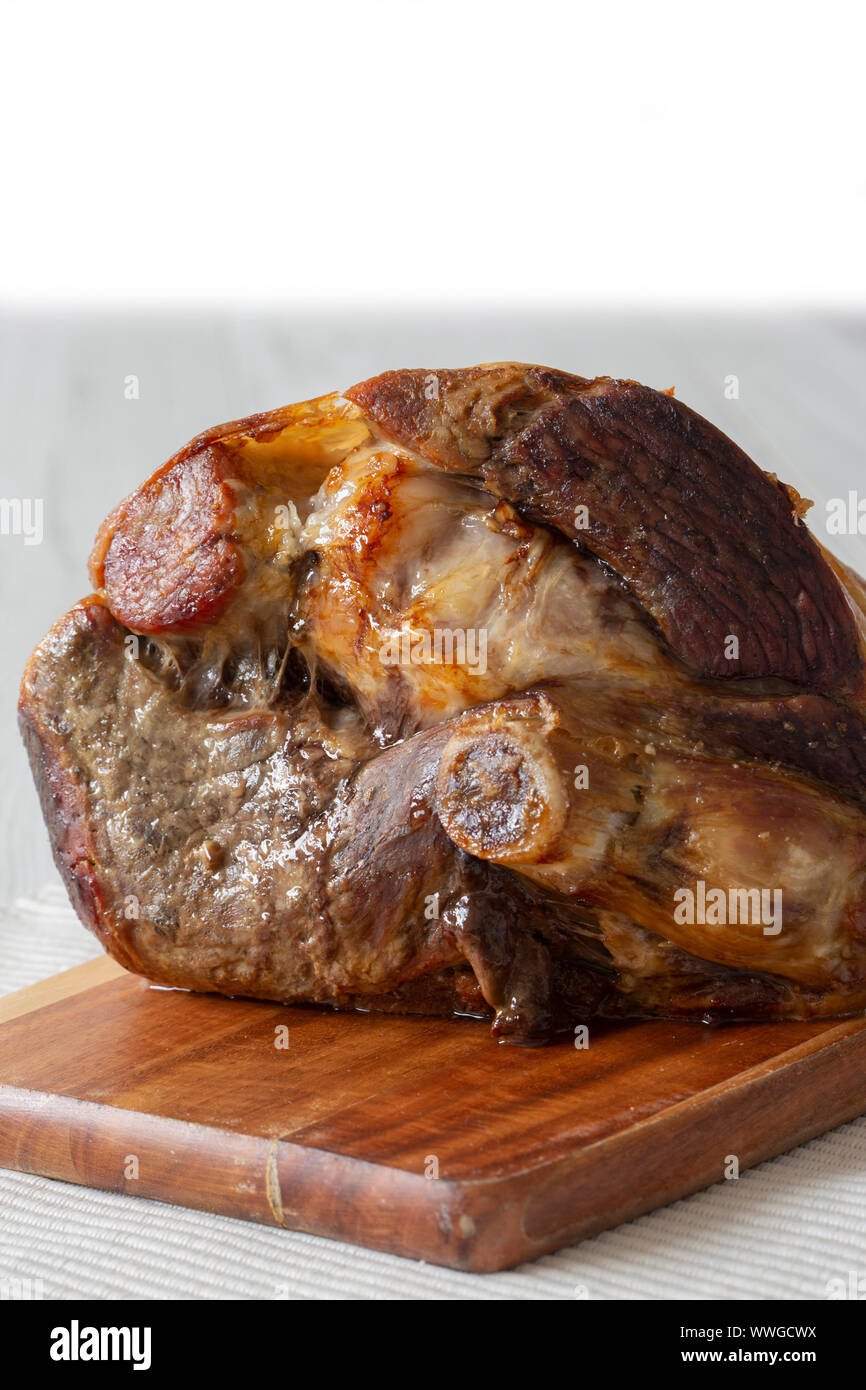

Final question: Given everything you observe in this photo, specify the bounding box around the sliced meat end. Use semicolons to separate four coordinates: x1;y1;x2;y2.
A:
91;447;245;633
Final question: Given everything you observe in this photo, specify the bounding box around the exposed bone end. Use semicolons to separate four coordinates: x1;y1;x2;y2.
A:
436;720;567;863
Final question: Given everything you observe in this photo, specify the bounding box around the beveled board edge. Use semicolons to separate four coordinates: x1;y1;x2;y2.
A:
1;1008;865;1270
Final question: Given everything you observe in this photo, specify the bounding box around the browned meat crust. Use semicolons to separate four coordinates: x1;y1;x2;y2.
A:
348;368;862;691
19;364;866;1043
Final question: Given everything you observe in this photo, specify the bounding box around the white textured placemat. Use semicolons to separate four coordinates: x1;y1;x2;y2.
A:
1;883;865;1301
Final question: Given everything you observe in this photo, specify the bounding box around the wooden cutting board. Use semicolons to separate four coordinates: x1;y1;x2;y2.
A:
1;956;866;1272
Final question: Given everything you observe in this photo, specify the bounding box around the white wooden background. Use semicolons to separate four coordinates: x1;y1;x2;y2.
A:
1;311;865;1299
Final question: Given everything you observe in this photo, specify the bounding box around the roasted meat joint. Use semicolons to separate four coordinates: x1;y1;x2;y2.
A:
19;364;866;1044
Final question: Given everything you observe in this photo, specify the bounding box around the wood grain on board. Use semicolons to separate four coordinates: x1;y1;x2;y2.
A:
0;957;865;1271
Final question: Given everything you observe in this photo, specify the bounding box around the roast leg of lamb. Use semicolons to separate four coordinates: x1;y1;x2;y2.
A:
19;364;866;1043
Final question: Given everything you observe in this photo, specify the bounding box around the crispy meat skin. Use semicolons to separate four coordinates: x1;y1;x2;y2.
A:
348;369;863;691
19;363;866;1042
